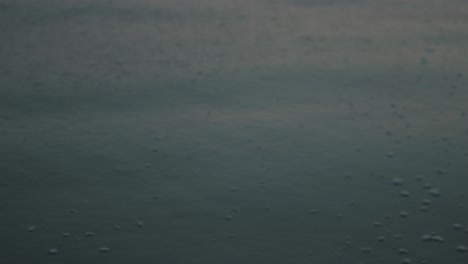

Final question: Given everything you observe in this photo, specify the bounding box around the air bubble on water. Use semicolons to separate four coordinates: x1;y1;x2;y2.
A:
377;236;386;242
400;190;411;197
136;221;144;228
420;57;428;65
48;248;58;255
432;235;445;243
456;245;467;252
393;178;404;186
98;247;110;253
421;199;432;205
402;258;412;264
309;209;318;214
419;206;429;212
360;247;373;254
428;188;440;197
398;248;409;254
85;232;95;237
421;234;432;241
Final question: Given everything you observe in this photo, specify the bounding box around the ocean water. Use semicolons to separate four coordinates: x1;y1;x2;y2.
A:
1;0;467;263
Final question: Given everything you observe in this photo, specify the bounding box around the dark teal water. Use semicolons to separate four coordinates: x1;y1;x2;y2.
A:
1;1;467;263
